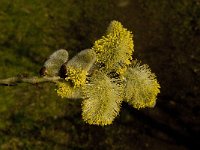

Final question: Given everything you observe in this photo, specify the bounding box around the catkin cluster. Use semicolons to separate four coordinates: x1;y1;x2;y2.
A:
42;20;160;126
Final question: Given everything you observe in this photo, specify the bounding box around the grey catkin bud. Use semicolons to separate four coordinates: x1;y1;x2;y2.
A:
43;49;69;76
66;49;96;72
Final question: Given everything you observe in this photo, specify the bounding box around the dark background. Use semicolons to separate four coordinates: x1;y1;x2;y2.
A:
0;0;199;149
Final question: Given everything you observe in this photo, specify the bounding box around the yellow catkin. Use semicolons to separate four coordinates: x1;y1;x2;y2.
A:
55;21;161;126
92;20;134;74
123;61;160;109
64;49;96;87
56;82;82;99
82;71;122;126
66;66;88;87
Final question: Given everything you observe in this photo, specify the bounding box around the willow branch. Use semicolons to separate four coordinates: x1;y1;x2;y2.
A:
0;76;63;86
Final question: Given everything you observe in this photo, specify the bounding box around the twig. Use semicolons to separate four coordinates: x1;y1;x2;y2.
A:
0;76;62;86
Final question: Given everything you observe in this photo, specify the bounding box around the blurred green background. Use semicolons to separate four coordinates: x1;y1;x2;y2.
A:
0;0;199;149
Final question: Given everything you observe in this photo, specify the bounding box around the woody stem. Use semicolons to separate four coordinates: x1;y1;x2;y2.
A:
0;76;62;86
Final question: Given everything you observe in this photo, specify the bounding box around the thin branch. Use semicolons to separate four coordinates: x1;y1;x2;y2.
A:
0;76;63;86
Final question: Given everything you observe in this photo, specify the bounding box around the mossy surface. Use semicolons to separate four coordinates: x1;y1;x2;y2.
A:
0;0;199;149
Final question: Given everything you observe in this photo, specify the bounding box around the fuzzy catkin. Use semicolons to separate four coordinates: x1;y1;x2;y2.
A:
92;20;133;74
82;71;122;125
123;61;160;109
43;49;69;76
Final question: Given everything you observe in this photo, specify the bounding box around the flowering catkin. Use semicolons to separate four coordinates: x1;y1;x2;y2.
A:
92;20;133;74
